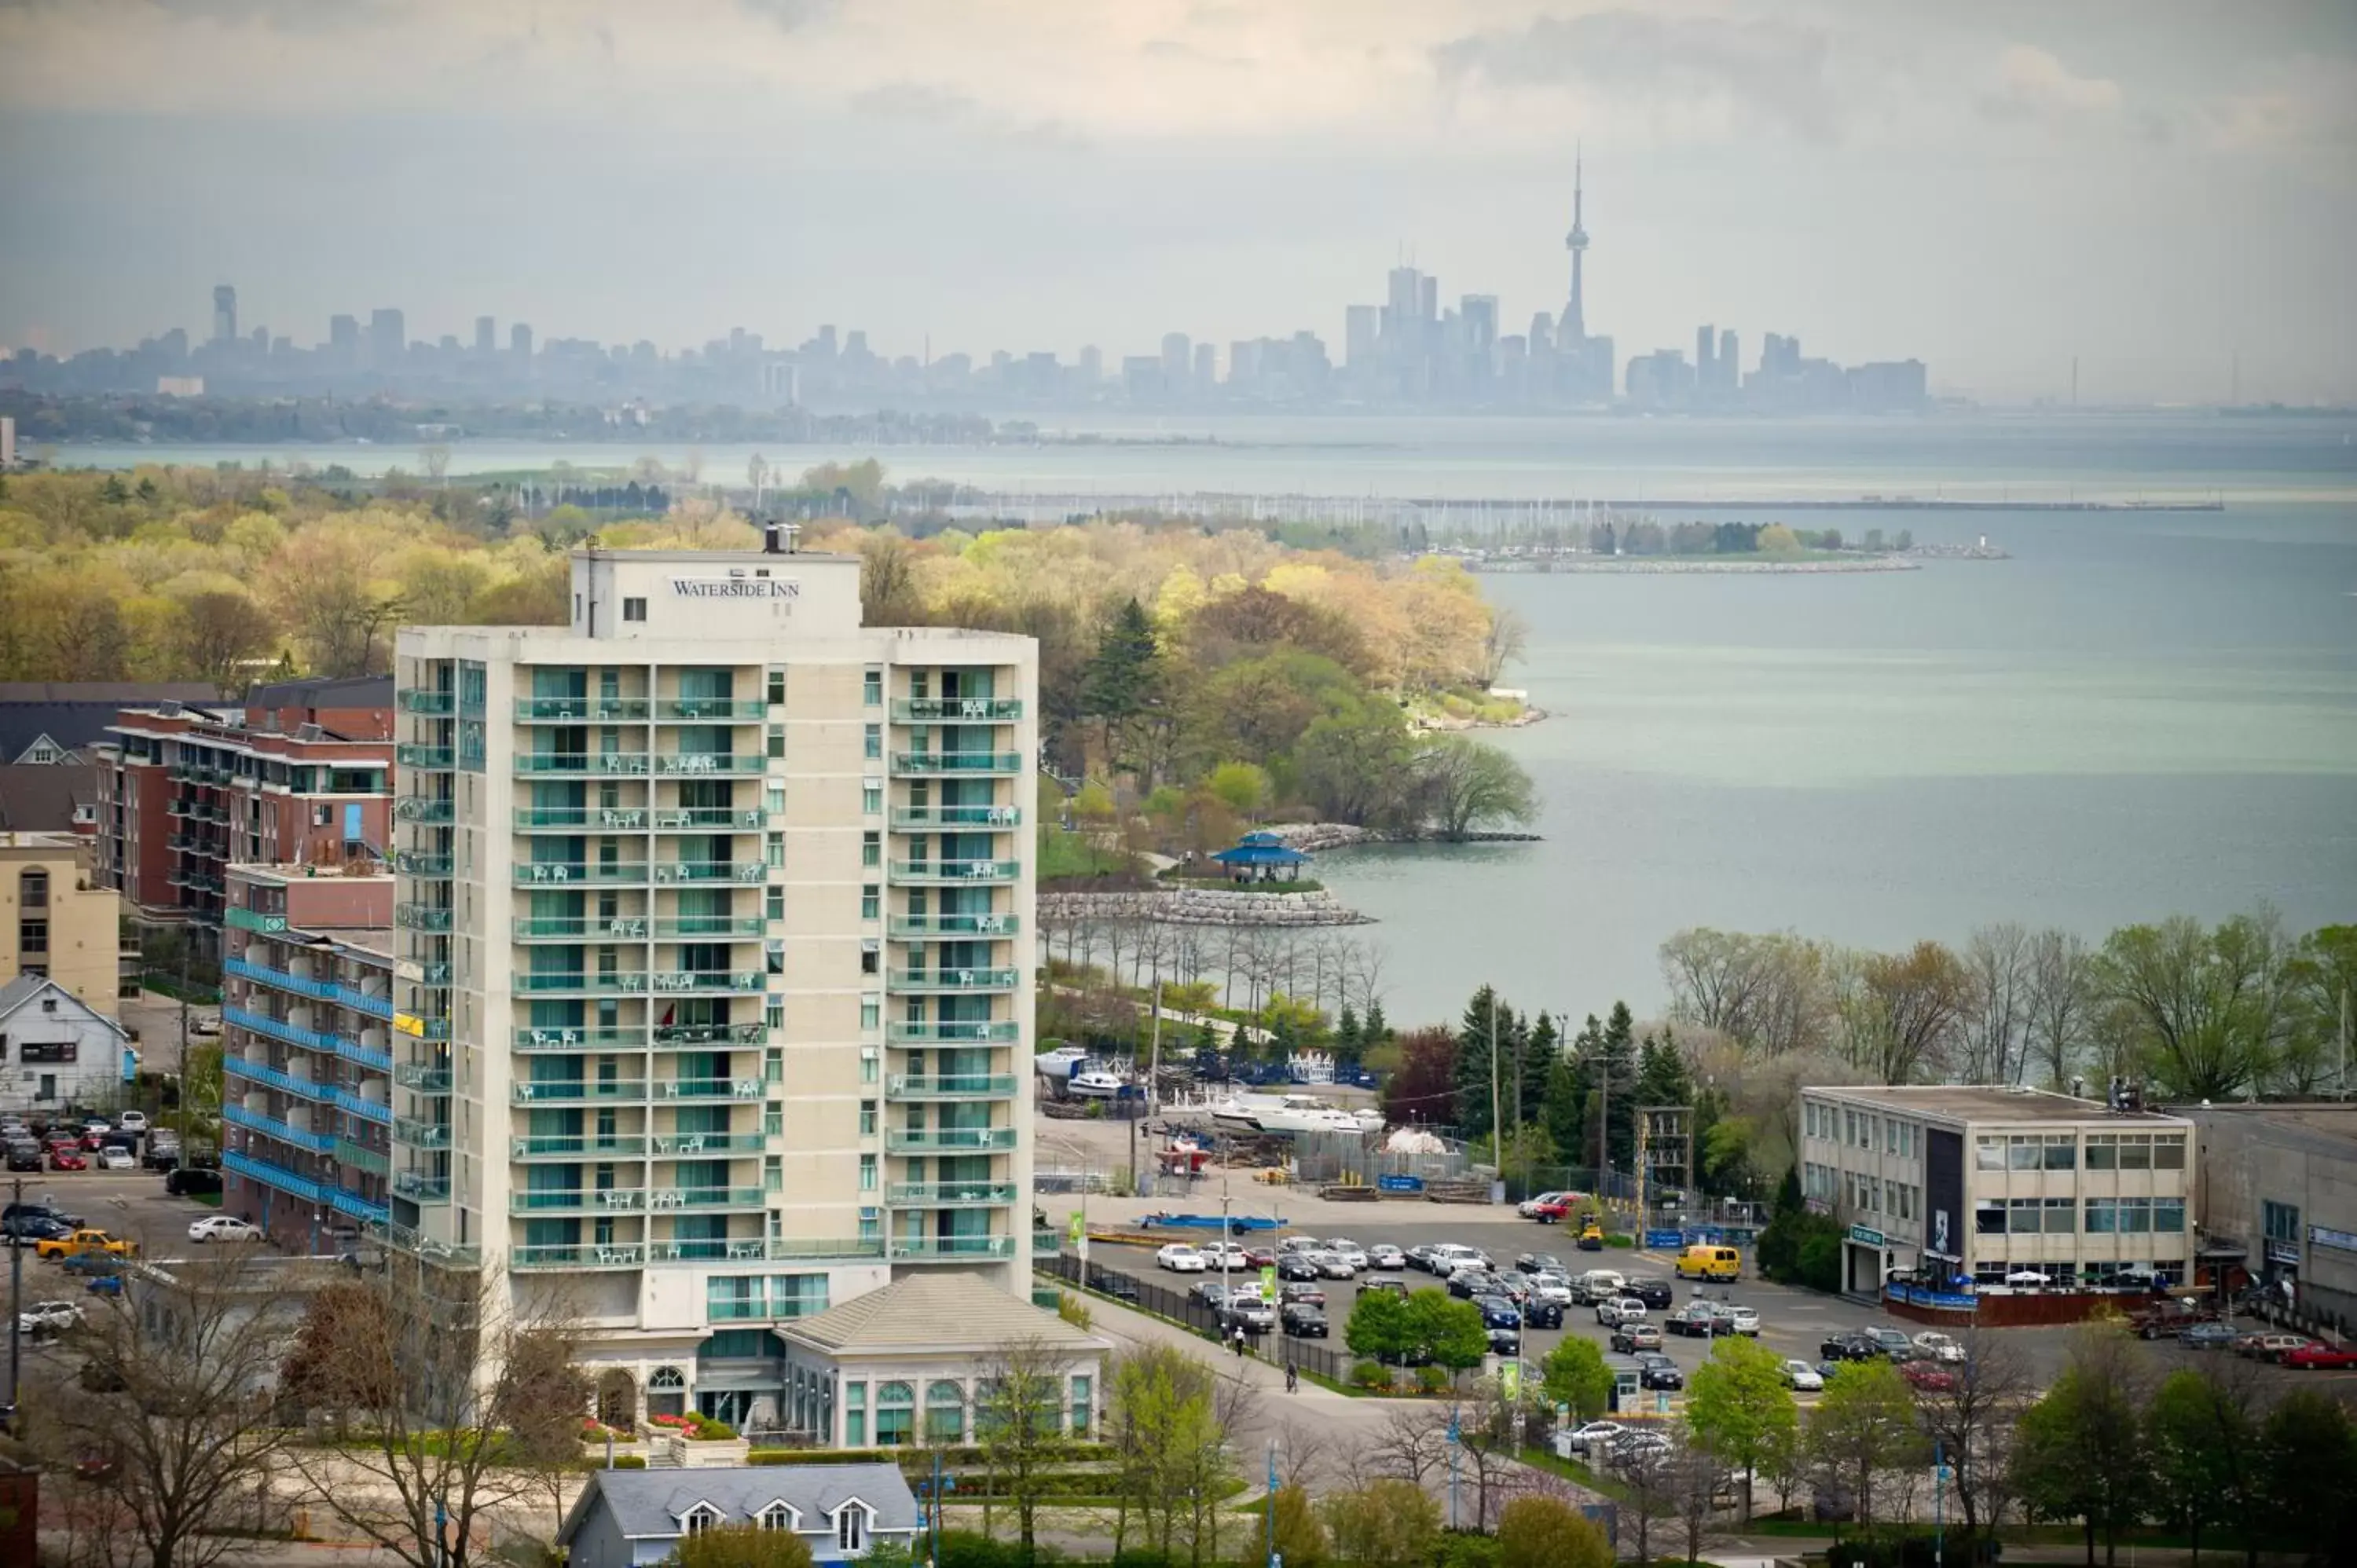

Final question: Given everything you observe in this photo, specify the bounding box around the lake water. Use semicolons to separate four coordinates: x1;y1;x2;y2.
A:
55;412;2357;1024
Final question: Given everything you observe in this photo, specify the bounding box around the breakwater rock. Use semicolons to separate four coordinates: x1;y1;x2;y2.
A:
1266;823;1544;853
1039;887;1372;928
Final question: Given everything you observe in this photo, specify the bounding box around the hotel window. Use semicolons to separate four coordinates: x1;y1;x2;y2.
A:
2154;1135;2186;1170
861;885;880;921
767;669;786;705
863;724;882;761
843;1383;867;1445
860;1100;878;1137
2008;1199;2047;1233
860;1153;877;1192
766;939;785;976
765;998;784;1031
863;668;883;707
1975;1137;2006;1171
1975;1200;2007;1235
764;1105;783;1138
766;785;785;815
860;1046;879;1085
766;831;785;868
766;887;785;922
860;939;879;976
862;831;880;868
767;725;786;760
2044;1135;2077;1171
860;995;881;1031
863;784;883;815
622;598;647;623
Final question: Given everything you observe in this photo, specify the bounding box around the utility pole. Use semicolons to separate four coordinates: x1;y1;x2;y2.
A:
6;1176;22;1430
1487;996;1501;1200
1265;1442;1278;1568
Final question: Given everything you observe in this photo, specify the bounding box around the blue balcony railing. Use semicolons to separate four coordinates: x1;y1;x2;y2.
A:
223;1102;337;1154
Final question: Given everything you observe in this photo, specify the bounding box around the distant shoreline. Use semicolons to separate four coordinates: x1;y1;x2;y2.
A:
1471;556;1923;575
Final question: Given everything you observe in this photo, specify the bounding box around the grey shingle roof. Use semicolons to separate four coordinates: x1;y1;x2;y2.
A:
0;973;125;1036
560;1462;917;1544
778;1273;1107;1357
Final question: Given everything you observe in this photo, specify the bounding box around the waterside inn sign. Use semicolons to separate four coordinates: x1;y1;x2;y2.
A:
670;577;801;600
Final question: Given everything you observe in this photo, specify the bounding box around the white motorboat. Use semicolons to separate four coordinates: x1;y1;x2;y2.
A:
1065;1070;1126;1099
1211;1094;1285;1130
1033;1045;1089;1081
1255;1094;1369;1136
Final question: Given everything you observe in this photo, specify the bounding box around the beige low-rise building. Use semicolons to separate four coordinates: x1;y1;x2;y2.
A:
0;830;124;1013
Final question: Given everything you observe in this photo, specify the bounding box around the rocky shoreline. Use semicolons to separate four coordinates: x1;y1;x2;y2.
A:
1039;886;1372;927
1264;822;1542;853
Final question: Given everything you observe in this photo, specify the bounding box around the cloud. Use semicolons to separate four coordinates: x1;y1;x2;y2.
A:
1430;9;1842;141
2198;57;2357;151
1978;45;2122;128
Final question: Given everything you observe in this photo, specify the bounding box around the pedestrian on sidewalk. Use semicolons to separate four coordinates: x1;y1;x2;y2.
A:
1285;1362;1299;1394
1233;1324;1247;1358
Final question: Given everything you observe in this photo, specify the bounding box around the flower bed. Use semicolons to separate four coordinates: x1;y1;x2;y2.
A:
651;1412;738;1441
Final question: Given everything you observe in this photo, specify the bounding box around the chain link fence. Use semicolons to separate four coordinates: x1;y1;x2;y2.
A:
1038;1251;1358;1383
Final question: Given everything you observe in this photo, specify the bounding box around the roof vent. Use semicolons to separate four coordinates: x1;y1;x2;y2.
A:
295;724;324;742
156;701;183;718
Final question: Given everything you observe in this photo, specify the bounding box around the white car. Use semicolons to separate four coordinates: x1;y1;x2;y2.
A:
1323;1239;1369;1271
115;1111;148;1134
1366;1243;1406;1270
1560;1420;1624;1455
1157;1243;1208;1273
1530;1273;1574;1305
188;1215;262;1243
1913;1332;1967;1364
1200;1240;1249;1271
97;1146;136;1171
1725;1305;1761;1336
1782;1359;1824;1391
1428;1244;1486;1275
18;1300;83;1335
1596;1297;1647;1326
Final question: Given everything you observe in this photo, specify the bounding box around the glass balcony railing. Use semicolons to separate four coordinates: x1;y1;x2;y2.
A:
515;753;651;776
514;806;648;830
887;860;1018;884
649;1131;766;1155
886;913;1018;938
398;690;456;714
396;744;455;770
393;1171;451;1203
654;917;764;940
891;698;1024;722
653;808;765;830
513;1244;646;1270
335;1138;391;1177
889;805;1021;830
394;1117;451;1149
511;1079;648;1105
512;971;764;996
513;915;651;940
511;862;652;885
394;852;455;877
889;1235;1016;1260
887;1181;1019;1205
885;1127;1018;1153
652;861;768;885
886;968;1021;993
1035;1229;1061;1255
889;752;1025;775
372;1220;480;1269
648;1185;768;1210
886;1020;1018;1045
514;697;651;721
395;904;453;932
512;1027;642;1051
654;753;764;777
511;1134;647;1160
394;796;455;823
885;1074;1019;1100
655;1078;767;1102
394;1063;453;1094
510;1188;647;1214
653;1022;765;1048
657;698;766;720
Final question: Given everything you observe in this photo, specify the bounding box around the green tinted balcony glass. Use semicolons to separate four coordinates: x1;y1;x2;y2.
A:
652;861;767;885
1035;1229;1061;1255
511;1079;647;1105
653;808;766;830
397;744;455;770
889;911;1015;939
885;1074;1018;1099
395;796;455;822
658;698;765;720
512;1027;643;1050
513;1244;645;1269
654;753;764;777
511;1187;647;1213
398;690;456;714
885;1127;1017;1153
656;1077;767;1101
887;1181;1019;1205
394;904;452;931
393;1116;451;1149
889;752;1025;775
890;805;1021;830
515;806;650;830
654;918;764;940
515;697;650;720
335;1138;391;1177
394;1172;451;1203
888;860;1018;884
647;1239;778;1265
394;1063;453;1094
511;862;652;886
373;1221;479;1268
886;969;1021;993
650;1131;766;1155
890;698;1023;722
652;1022;765;1048
511;1134;647;1159
513;915;651;940
649;1185;766;1210
886;1020;1018;1045
394;852;454;877
515;753;651;776
890;1235;1015;1260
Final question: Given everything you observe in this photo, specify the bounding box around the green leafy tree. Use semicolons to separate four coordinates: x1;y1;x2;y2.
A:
1805;1360;1927;1533
1345;1287;1410;1362
668;1523;816;1568
1402;1288;1489;1374
1204;760;1270;817
1322;1480;1441;1568
1294;694;1414;826
2146;1368;2253;1566
1107;1344;1231;1565
973;1335;1078;1563
2092;913;2294;1100
1540;1335;1615;1421
1496;1495;1614;1568
1684;1335;1798;1519
1270;1484;1329;1568
2012;1329;2149;1568
1413;735;1537;839
2259;1389;2357;1563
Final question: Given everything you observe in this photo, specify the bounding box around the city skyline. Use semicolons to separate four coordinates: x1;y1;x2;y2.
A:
0;2;2349;405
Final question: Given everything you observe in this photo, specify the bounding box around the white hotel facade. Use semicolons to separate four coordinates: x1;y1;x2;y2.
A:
386;544;1038;1431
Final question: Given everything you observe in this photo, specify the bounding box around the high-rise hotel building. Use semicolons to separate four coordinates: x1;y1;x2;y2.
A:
388;543;1036;1429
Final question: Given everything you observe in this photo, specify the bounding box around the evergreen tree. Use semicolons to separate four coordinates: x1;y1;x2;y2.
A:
1635;1027;1694;1110
1599;1002;1639;1174
1454;986;1506;1137
1080;596;1162;772
1541;1052;1584;1175
1519;1010;1558;1135
1362;999;1390;1045
1565;1014;1605;1177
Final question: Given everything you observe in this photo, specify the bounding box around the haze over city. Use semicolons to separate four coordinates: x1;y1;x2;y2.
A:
2;0;2354;405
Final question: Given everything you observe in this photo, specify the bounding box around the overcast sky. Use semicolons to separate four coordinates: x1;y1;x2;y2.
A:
2;0;2353;403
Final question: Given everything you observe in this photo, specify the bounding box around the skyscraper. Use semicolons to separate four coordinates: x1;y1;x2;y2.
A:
212;285;237;346
476;316;497;355
1344;305;1378;371
329;314;361;368
1563;146;1589;344
388;544;1039;1410
1160;333;1190;395
511;322;533;361
368;308;405;372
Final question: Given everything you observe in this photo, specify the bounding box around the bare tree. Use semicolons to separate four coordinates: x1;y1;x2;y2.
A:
1961;923;2035;1083
974;1334;1080;1563
1666;1433;1728;1566
1453;1372;1541;1530
280;1260;589;1568
1273;1416;1340;1492
1913;1328;2036;1550
22;1252;298;1568
2027;929;2098;1089
420;445;452;485
1364;1404;1451;1489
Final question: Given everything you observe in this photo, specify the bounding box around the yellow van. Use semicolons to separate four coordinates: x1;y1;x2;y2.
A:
1675;1244;1741;1281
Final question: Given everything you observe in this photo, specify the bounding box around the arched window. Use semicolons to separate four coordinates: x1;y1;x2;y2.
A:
679;1502;724;1537
874;1381;914;1446
757;1502;797;1532
648;1365;687;1420
837;1504;869;1553
925;1379;966;1444
595;1368;637;1430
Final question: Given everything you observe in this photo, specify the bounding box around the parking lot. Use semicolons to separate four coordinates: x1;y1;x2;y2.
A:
1063;1198;2352;1400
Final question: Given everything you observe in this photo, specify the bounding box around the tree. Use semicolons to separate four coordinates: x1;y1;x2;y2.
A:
1270;1484;1329;1568
1402;1288;1489;1376
1805;1360;1926;1532
1832;940;1970;1083
1683;1335;1798;1519
1757;523;1802;557
1322;1479;1441;1568
1413;736;1537;840
1107;1345;1230;1565
1454;1373;1541;1530
173;590;277;697
1345;1286;1411;1364
280;1262;589;1568
1479;606;1529;687
1084;597;1165;777
1665;1433;1728;1565
1204;760;1270;817
1454;986;1507;1138
2027;928;2099;1089
1496;1495;1613;1568
668;1523;817;1568
1959;922;2035;1083
1294;695;1415;826
2258;1389;2356;1564
973;1335;1079;1563
2146;1368;2252;1566
1540;1335;1615;1422
21;1251;295;1568
1912;1329;2033;1552
2012;1328;2149;1568
859;530;925;625
1380;1025;1457;1127
2093;913;2295;1099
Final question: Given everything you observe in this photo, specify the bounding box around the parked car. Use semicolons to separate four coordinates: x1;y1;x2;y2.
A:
1156;1244;1208;1273
1189;1280;1232;1309
1242;1246;1277;1269
61;1251;125;1278
2247;1334;2314;1363
187;1215;262;1243
1912;1332;1967;1364
1475;1296;1522;1331
2179;1321;2239;1350
1314;1251;1357;1280
1403;1244;1439;1273
1485;1326;1522;1357
1279;1282;1327;1308
165;1167;224;1197
1277;1255;1324;1283
1637;1355;1684;1391
1866;1328;1917;1361
115;1112;148;1134
17;1299;83;1335
1574;1269;1627;1304
1527;1272;1574;1306
2281;1343;2357;1371
1783;1359;1825;1391
1087;1268;1139;1302
1607;1431;1673;1466
1219;1296;1277;1336
47;1147;87;1172
1518;1190;1573;1219
1365;1243;1406;1270
1516;1251;1566;1275
1323;1240;1369;1271
1527;1196;1574;1224
1723;1305;1761;1336
141;1143;184;1171
1523;1299;1566;1329
1362;1276;1409;1299
4;1141;41;1172
1620;1277;1674;1310
33;1228;134;1261
1820;1332;1883;1361
1901;1360;1958;1393
1201;1241;1250;1272
1281;1302;1329;1338
96;1147;135;1171
1666;1302;1728;1337
1611;1322;1664;1354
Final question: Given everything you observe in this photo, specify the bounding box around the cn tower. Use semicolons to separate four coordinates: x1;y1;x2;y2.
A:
1563;144;1589;343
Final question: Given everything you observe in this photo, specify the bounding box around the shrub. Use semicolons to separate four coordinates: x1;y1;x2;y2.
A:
1416;1365;1450;1394
1271;1484;1329;1568
672;1522;816;1568
1436;1530;1502;1568
1496;1497;1612;1568
607;1454;647;1470
936;1530;1030;1568
1325;1481;1442;1568
1351;1360;1392;1390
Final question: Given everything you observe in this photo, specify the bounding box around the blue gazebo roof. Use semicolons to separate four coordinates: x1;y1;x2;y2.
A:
1211;831;1309;869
